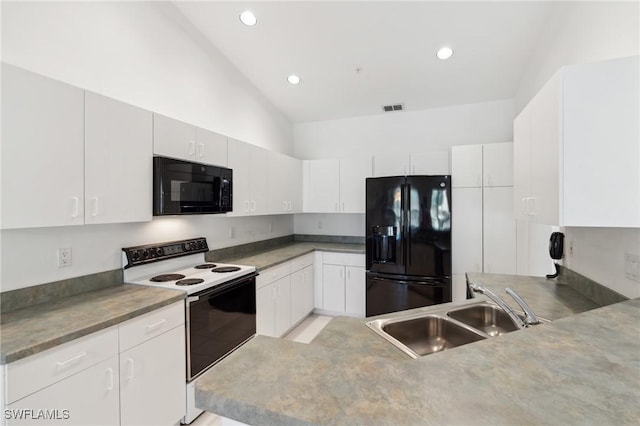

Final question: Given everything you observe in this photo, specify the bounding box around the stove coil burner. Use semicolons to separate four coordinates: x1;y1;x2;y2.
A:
150;273;186;282
176;278;205;286
212;266;241;273
194;263;217;269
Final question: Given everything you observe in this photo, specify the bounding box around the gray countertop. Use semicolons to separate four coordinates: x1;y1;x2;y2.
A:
196;273;639;425
0;284;185;364
209;242;365;271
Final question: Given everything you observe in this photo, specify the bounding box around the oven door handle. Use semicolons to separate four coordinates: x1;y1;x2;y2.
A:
187;296;200;303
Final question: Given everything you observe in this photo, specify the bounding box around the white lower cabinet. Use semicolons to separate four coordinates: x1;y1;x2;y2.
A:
256;254;314;338
317;252;366;318
5;356;120;426
2;302;186;426
118;303;185;426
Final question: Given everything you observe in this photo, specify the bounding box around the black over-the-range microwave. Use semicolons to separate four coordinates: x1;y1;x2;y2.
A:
153;156;232;215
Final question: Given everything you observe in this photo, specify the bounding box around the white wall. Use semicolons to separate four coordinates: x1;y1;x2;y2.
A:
1;1;292;153
293;99;515;236
515;1;640;298
294;99;515;159
0;1;294;291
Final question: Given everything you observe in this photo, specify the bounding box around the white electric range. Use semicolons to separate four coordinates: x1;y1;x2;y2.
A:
122;238;257;424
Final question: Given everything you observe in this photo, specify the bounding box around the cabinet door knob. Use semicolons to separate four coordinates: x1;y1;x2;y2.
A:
71;197;80;218
91;197;99;217
106;368;114;391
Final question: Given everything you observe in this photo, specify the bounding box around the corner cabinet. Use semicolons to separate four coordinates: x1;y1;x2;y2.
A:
315;252;365;318
514;55;639;228
256;254;314;338
1;64;153;229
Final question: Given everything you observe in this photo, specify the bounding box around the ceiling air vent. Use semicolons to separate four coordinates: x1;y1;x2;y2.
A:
383;103;404;112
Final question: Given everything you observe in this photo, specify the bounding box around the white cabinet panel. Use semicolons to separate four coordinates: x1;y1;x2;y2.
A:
345;266;365;317
291;265;314;326
85;92;152;224
339;158;372;213
483;187;516;274
256;284;276;337
373;153;410;177
305;159;340;213
273;276;292;337
153;114;197;161
1;64;85;229
119;326;185;426
268;152;302;214
410;150;450;175
6;357;120;426
195;127;227;166
228;139;268;216
322;264;345;312
482;142;513;187
451;188;483;275
514;56;638;227
451;145;482;188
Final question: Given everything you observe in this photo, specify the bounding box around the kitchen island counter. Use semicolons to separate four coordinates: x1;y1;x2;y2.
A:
196;273;639;425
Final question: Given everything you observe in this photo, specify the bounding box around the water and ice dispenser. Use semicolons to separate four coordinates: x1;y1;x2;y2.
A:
371;225;397;264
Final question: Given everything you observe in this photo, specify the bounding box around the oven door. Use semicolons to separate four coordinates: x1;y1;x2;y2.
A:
186;273;256;380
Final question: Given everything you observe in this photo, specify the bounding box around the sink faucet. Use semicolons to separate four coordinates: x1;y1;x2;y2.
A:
505;288;539;325
468;284;526;329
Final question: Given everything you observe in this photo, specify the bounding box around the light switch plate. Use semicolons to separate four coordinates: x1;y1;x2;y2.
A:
625;253;640;282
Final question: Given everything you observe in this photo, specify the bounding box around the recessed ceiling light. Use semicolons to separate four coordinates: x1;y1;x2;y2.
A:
436;46;454;60
287;75;301;85
239;10;257;26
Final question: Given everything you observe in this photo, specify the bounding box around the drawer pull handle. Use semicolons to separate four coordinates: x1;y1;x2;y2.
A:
146;319;167;332
56;352;87;369
126;358;134;381
106;368;114;391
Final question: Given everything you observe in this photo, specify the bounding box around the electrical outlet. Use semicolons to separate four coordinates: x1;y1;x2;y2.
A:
57;248;72;268
269;223;273;233
317;221;323;230
229;227;235;238
625;253;640;283
568;240;576;258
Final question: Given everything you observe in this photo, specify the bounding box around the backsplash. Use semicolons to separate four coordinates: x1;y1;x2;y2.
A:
558;265;628;307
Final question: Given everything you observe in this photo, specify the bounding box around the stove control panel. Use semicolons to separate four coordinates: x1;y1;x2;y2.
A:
122;238;209;268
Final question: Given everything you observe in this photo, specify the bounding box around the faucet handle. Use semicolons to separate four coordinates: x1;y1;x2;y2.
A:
505;288;539;325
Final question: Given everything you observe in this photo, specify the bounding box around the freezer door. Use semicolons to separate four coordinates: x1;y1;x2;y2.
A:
366;176;406;274
366;273;451;317
404;176;452;278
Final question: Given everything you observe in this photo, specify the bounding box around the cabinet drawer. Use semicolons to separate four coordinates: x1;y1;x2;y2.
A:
290;253;314;273
322;252;365;267
256;262;291;289
6;326;118;404
119;302;185;352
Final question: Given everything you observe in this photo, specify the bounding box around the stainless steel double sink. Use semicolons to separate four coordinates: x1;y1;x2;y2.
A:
366;301;546;358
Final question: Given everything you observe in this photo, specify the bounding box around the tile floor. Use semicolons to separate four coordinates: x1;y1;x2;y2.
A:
189;314;333;426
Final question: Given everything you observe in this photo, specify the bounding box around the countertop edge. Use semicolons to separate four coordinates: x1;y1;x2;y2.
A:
1;287;185;365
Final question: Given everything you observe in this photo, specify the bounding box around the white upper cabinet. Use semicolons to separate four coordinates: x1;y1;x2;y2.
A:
85;92;152;224
514;55;639;227
304;159;340;213
304;158;372;213
268;151;302;214
153;114;227;166
409;150;450;175
450;145;482;188
195;127;227;166
228;138;268;215
339;158;372;213
373;152;410;177
482;142;513;187
1;64;85;229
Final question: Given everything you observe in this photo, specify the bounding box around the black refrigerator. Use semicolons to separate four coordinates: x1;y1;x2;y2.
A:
366;175;452;317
